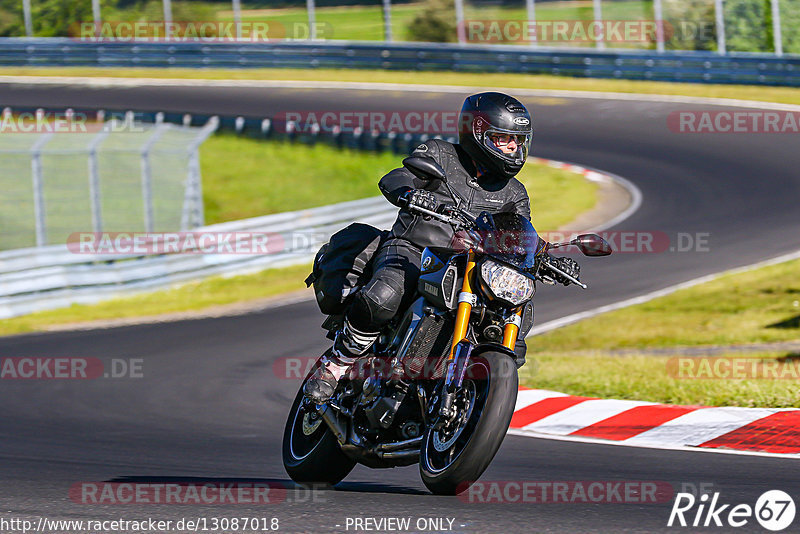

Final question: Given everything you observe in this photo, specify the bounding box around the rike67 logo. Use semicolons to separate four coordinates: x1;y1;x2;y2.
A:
668;490;795;531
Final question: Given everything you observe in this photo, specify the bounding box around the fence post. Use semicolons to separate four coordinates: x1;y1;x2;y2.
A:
382;0;392;42
714;0;726;54
454;0;465;43
593;0;605;50
182;116;219;230
653;0;664;52
232;0;242;40
307;0;316;40
770;0;783;56
30;131;55;247
525;0;537;46
92;0;102;33
140;124;170;233
87;129;110;234
22;0;33;36
163;0;172;25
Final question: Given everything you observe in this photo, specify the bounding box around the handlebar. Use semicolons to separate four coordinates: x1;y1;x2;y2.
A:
400;198;476;230
402;199;587;289
540;259;587;289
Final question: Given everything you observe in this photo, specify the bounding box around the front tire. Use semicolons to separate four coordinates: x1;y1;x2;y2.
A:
282;363;356;485
419;351;518;495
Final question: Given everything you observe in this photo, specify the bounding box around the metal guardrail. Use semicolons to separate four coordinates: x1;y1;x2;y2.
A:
0;107;451;154
0;195;397;319
0;38;799;86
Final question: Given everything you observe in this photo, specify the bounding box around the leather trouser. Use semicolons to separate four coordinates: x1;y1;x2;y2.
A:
346;239;422;333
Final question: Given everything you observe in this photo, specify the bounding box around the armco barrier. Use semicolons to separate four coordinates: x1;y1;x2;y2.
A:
0;38;798;87
0;107;451;154
0;196;396;319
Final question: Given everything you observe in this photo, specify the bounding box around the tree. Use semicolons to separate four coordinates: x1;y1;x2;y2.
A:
406;0;456;43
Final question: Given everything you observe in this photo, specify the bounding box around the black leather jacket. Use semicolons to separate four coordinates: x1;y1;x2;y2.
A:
379;139;531;250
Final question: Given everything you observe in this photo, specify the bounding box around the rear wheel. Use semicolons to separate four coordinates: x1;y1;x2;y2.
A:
419;352;518;495
282;362;356;485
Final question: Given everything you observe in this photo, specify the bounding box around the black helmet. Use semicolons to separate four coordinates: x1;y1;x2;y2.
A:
458;92;533;180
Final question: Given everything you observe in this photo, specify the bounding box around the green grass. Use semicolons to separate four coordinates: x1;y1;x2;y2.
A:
520;258;800;407
0;262;315;337
520;351;800;408
3;67;800;108
531;258;800;351
199;136;400;223
217;4;422;42
199;134;597;230
0;136;595;335
212;1;653;45
462;0;654;49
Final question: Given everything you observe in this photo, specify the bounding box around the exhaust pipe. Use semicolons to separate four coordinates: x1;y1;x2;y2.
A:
377;436;423;452
318;404;347;445
378;449;420;461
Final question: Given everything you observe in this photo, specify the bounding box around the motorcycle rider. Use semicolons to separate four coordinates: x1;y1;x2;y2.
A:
304;92;580;403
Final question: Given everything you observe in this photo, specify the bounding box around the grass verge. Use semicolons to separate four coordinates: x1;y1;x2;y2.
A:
0;137;596;336
213;1;653;45
200;134;597;227
0;262;314;337
521;351;800;408
520;257;800;407
200;136;399;223
1;67;800;107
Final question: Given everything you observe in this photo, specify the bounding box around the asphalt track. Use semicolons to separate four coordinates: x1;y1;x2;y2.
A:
1;81;800;533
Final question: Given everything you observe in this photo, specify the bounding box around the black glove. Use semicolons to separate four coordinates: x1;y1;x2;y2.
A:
543;255;580;286
400;189;437;214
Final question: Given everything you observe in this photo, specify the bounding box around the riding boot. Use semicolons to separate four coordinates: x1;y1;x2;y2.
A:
303;318;379;403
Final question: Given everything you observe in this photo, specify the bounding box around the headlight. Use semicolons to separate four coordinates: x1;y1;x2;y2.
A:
480;259;535;306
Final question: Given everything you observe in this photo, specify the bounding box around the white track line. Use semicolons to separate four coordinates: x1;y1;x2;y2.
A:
527;248;800;337
2;76;800;112
507;428;800;460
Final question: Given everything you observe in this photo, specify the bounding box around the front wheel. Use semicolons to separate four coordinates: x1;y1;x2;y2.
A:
282;361;356;485
419;351;518;495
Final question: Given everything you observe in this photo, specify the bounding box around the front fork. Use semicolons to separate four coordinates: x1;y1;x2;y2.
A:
436;250;523;423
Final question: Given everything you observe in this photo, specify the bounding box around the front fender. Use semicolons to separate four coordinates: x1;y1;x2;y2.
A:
470;342;517;362
445;341;518;390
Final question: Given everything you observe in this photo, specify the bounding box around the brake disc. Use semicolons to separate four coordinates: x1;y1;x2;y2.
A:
302;411;323;436
432;387;475;452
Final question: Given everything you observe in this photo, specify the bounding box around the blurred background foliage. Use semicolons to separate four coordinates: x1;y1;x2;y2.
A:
0;0;795;53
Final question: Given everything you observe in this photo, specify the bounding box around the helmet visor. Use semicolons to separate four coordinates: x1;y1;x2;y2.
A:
482;127;532;165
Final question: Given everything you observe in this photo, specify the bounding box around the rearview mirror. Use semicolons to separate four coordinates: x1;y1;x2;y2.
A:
572;234;613;256
402;156;447;183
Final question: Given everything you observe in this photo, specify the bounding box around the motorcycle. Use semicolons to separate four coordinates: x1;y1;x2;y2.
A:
282;156;612;495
